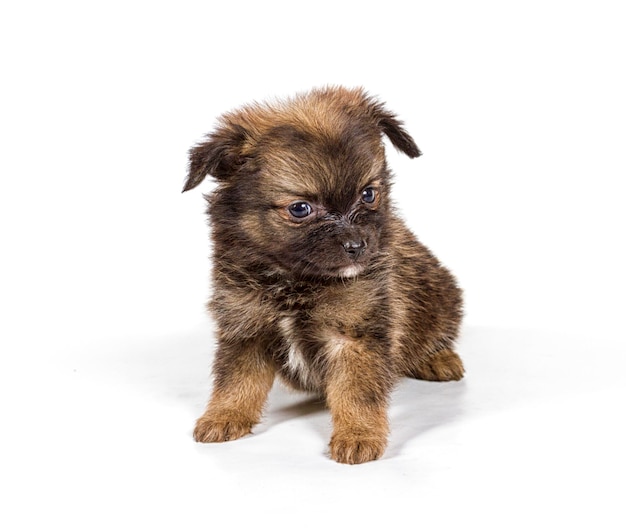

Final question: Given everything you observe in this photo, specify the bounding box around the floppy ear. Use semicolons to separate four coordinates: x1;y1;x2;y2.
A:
370;102;422;158
183;123;249;192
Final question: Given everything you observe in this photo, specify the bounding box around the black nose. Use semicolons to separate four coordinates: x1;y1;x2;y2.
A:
343;239;367;259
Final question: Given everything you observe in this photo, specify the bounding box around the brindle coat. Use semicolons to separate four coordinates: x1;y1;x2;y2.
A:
184;87;464;464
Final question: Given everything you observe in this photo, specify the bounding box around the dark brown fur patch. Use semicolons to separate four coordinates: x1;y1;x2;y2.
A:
185;86;463;464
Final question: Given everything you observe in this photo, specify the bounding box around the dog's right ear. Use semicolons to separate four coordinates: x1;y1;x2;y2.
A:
183;123;249;192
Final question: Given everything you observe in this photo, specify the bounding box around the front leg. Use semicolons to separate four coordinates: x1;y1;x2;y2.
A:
194;337;276;443
325;338;393;464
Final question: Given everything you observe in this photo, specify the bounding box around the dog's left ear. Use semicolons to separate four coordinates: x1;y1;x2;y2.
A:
370;102;422;158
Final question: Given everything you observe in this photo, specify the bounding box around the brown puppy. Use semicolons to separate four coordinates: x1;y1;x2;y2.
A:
184;87;464;464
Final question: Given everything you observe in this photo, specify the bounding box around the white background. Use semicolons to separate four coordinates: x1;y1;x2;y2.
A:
1;1;625;530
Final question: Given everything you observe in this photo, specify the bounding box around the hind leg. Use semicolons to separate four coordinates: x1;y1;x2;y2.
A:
406;348;465;381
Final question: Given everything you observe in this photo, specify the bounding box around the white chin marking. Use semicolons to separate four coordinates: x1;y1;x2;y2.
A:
339;265;363;278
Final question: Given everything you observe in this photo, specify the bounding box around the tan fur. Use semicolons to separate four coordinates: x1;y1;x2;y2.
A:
193;339;277;442
184;87;464;464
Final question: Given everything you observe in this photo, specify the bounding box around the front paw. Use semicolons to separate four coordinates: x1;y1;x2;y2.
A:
193;415;253;443
329;431;387;464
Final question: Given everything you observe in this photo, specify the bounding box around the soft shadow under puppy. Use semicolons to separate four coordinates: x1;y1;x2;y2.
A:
385;378;468;458
254;385;327;437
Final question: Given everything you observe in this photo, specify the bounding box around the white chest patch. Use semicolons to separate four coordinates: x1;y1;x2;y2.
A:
278;316;312;386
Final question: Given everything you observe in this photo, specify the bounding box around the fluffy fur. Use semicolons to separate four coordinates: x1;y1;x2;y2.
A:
184;87;464;464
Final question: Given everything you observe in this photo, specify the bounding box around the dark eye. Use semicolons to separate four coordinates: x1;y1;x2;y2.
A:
361;187;377;204
288;201;313;219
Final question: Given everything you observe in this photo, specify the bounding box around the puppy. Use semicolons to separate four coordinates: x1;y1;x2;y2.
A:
183;87;464;464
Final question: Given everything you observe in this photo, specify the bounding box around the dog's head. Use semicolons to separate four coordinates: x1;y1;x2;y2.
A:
184;87;420;279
